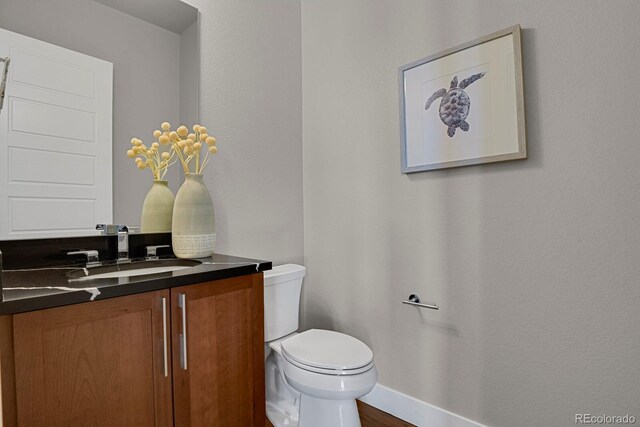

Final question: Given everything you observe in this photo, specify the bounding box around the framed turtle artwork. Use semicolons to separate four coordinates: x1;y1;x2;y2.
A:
399;25;526;173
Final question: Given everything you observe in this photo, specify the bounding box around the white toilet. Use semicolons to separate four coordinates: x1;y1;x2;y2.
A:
264;264;378;427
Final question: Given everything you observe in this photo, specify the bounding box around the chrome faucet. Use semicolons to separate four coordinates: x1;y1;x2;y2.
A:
117;226;130;263
96;224;131;263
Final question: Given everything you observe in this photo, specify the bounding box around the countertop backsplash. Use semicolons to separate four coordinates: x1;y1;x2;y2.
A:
0;233;173;270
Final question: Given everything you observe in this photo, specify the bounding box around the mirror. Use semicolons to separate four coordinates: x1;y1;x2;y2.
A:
0;0;199;239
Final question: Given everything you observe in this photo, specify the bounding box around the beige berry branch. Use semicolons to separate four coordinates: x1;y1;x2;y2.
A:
126;134;175;181
128;122;218;179
167;123;218;174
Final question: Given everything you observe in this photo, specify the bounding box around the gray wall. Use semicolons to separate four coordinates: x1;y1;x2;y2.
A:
0;0;181;225
189;0;304;265
180;21;199;128
302;1;640;426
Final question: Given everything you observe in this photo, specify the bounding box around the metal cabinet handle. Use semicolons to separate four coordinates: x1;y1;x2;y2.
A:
178;293;188;370
402;294;439;310
161;297;168;377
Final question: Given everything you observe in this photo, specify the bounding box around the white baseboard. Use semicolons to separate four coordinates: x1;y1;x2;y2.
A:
359;383;485;427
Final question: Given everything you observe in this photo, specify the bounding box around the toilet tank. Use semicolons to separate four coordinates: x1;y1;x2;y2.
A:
263;264;306;342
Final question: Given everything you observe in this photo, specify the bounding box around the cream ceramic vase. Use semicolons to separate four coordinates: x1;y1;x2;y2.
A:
141;180;175;233
172;173;216;258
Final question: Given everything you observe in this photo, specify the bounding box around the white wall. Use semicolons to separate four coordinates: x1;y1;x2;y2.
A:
0;0;181;225
189;0;303;264
302;1;640;426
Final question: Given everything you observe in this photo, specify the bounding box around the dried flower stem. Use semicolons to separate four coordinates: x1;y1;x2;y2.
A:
128;122;218;180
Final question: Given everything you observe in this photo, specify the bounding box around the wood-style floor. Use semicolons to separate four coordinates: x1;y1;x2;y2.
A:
265;400;415;427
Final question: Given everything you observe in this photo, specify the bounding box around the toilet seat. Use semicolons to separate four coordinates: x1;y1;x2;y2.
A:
281;329;374;376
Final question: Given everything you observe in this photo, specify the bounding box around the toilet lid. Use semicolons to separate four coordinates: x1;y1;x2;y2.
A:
280;329;373;371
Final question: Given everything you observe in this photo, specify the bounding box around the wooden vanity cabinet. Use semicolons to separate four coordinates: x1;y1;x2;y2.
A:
6;289;173;427
0;273;265;427
171;274;266;426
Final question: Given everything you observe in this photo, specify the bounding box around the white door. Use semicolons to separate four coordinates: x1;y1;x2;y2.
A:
0;27;112;240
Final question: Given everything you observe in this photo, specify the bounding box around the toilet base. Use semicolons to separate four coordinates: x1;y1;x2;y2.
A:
298;394;361;427
267;402;299;427
266;345;301;427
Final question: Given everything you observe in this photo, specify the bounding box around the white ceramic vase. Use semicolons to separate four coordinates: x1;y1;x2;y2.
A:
171;173;216;258
141;180;174;233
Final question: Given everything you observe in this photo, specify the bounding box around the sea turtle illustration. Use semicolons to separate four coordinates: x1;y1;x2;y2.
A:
425;72;486;137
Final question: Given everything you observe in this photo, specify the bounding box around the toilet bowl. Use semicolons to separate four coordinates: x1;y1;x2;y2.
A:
264;265;377;427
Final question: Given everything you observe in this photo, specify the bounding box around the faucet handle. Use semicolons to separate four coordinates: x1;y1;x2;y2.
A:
96;224;117;235
146;245;172;260
67;250;101;267
96;224;132;235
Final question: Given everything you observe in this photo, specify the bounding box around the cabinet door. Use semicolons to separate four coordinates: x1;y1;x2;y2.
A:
12;290;173;427
172;274;265;426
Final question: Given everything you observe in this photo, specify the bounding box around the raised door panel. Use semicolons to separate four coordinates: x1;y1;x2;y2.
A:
12;290;172;427
172;274;265;427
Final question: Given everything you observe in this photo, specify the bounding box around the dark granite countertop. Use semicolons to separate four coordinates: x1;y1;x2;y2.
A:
1;252;271;315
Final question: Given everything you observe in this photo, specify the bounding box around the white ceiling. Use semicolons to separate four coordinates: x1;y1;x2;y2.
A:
93;0;197;34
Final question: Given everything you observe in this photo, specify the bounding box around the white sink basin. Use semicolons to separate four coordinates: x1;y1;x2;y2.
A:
71;265;193;281
67;259;201;282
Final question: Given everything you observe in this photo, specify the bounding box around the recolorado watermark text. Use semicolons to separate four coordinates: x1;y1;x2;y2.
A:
576;414;636;424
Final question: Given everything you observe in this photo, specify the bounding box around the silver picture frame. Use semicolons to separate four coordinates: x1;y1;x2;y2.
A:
399;25;526;173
